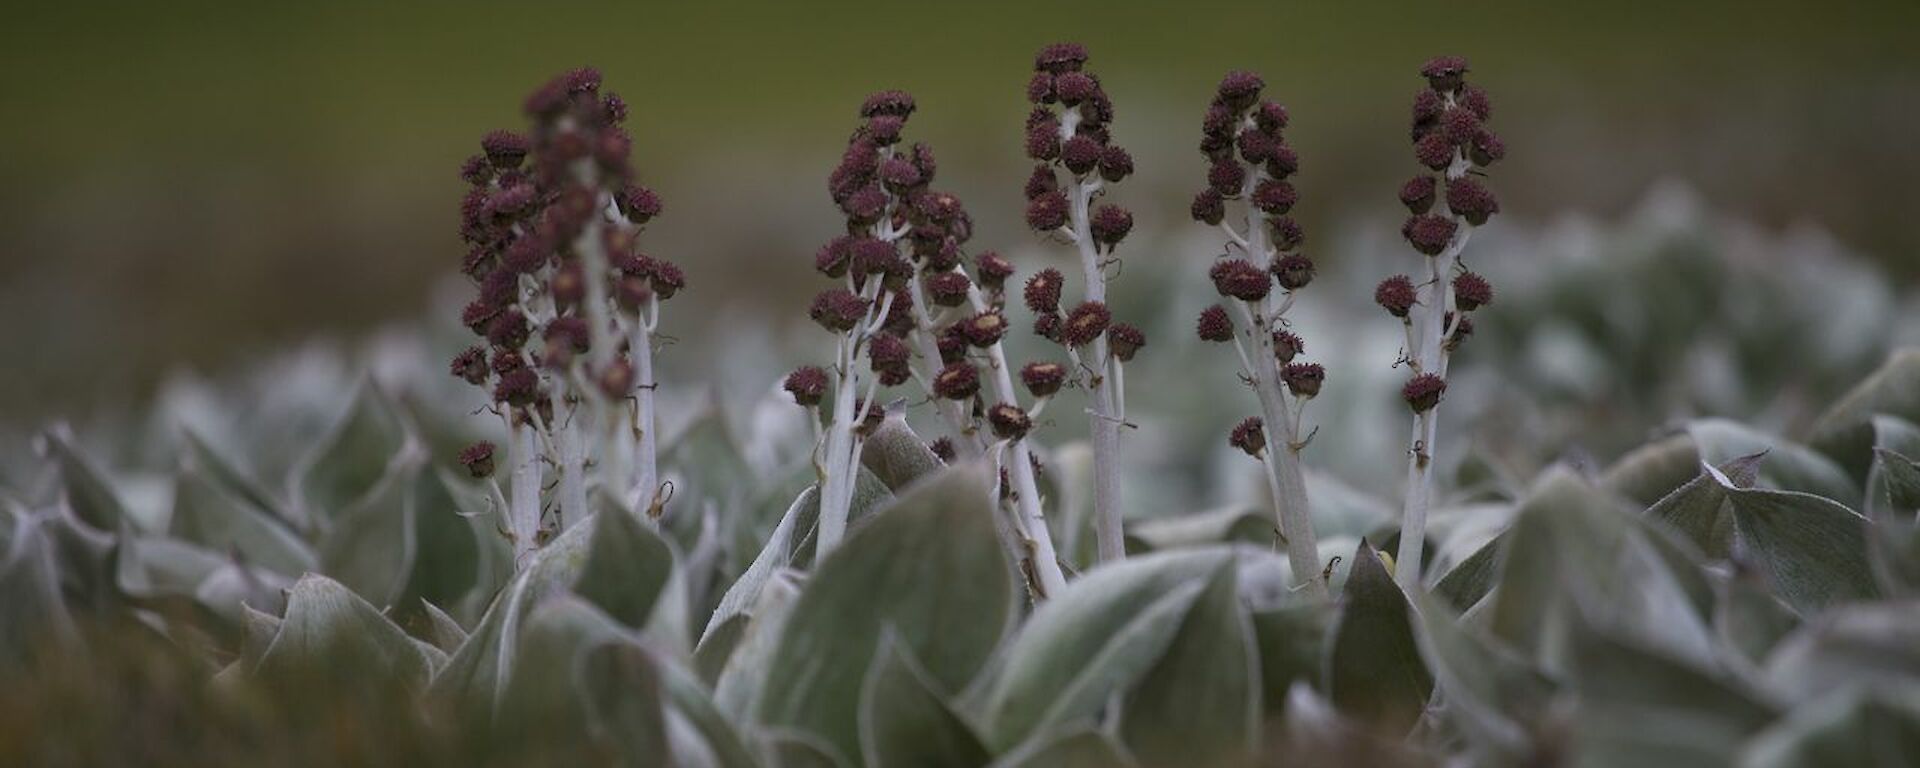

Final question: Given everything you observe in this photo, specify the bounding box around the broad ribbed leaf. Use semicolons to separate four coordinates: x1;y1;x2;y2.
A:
1124;506;1273;554
1810;347;1920;477
1644;451;1764;558
1740;689;1920;768
980;548;1229;750
1327;540;1432;734
859;633;991;768
317;456;421;607
1764;601;1920;701
574;508;675;630
1249;603;1329;719
758;465;1014;765
1413;591;1555;763
293;382;410;527
1433;529;1505;612
858;415;945;493
43;428;128;533
1120;563;1258;767
1566;622;1776;767
1714;468;1878;612
1691;419;1860;508
254;574;436;696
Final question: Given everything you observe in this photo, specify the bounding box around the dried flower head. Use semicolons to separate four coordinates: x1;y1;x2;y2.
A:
1211;259;1271;302
1375;275;1419;318
1282;362;1326;398
1272;254;1316;291
1107;323;1146;362
1089;204;1134;249
1196;305;1236;343
975;251;1015;290
1021;361;1068;398
1419;55;1470;92
1273;331;1304;364
1402;372;1447;413
1453;272;1495;311
1191;189;1226;225
459;441;497;479
1060;301;1112;347
784;366;829;407
809;289;869;333
1229;417;1266;458
1399;176;1437;214
988;403;1032;440
926;271;972;308
1445;177;1500;225
1251;180;1298;215
1024;268;1065;314
1402;214;1458;256
932;361;981;401
961;311;1009;347
451;346;489;386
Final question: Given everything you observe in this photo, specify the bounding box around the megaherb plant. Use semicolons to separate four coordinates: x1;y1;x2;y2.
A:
6;50;1920;768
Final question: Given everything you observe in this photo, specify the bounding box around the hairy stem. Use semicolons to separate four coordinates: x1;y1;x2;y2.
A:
509;425;543;568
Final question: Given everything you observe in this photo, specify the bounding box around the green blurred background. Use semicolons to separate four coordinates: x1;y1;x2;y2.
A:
2;0;1916;418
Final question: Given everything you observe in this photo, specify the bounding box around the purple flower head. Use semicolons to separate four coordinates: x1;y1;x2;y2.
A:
1399;176;1438;214
809;288;869;333
1191;189;1226;225
1211;259;1272;302
960;311;1009;348
1216;71;1265;109
1024;268;1065;314
975;251;1015;290
451;346;489;386
784;366;829;407
459;441;497;479
1021;361;1067;398
860;90;917;119
1107;323;1146;362
1061;301;1111;347
1272;254;1315;291
1282;362;1326;398
927;271;972;308
1403;372;1447;413
933;361;981;401
1229;417;1266;458
1375;275;1419;318
988;403;1032;440
1025;192;1069;232
1195;305;1235;343
1445;177;1500;225
1061;135;1103;175
1273;331;1305;364
1252;179;1298;215
1419;56;1470;92
1402;214;1458;256
1090;204;1134;249
1034;43;1090;74
1453;271;1495;311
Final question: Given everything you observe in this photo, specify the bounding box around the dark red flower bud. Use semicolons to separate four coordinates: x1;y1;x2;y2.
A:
960;311;1008;347
650;260;685;300
1374;275;1419;317
1229;417;1265;458
616;274;653;313
843;184;889;224
1061;301;1111;347
451;346;489;386
933;361;980;400
493;367;541;408
597;359;634;398
860;90;917;119
1035;43;1090;74
784;366;829;407
938;325;969;364
1269;217;1305;250
880;157;923;192
491;348;525;376
1208;159;1246;196
1402;214;1458;256
1403;372;1447;413
619;184;662;224
809;289;869;333
1061;135;1103;175
481;130;530;169
1026;191;1069;231
1273;254;1315;290
1266;144;1300;179
1216;71;1264;109
866;114;904;145
816;236;854;278
1107;323;1146;362
1282;362;1325;398
1025;165;1060;201
1460;86;1492;121
975;251;1015;290
1090;204;1133;248
988;403;1032;440
1415;132;1456;170
1453;271;1495;311
460;154;492;185
929;437;957;463
851;238;897;276
1399;176;1437;214
868;332;911;372
545;315;590;355
1411;89;1445;133
1272;331;1304;364
1098;145;1134;183
926;271;972;308
459;441;497;479
1419;56;1470;93
1445;177;1500;225
1441;107;1481;147
487;309;531;348
1211;259;1271;302
1191;189;1226;225
1054;72;1097;104
1025;119;1061;161
1196;305;1235;342
463;300;500;335
1470;129;1505;167
1032;312;1063;342
1252;180;1298;215
1026;72;1055;104
1255;101;1290;132
1021;361;1067;398
1023;268;1065;314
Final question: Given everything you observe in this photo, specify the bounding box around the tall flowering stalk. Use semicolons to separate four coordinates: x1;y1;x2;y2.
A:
1378;56;1503;587
794;91;1069;596
1190;72;1327;597
1021;43;1142;563
451;68;681;566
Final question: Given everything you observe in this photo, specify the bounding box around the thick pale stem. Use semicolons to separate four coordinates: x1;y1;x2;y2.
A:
1068;176;1126;563
551;388;588;528
509;425;543;568
629;309;659;522
1395;148;1474;588
906;273;985;455
816;337;860;555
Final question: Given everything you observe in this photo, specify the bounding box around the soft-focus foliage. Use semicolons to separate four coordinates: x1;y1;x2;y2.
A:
3;199;1920;766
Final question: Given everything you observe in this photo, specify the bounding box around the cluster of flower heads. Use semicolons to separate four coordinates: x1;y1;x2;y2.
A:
1183;72;1328;453
1375;56;1502;414
1019;43;1146;362
787;88;1068;450
451;68;682;472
